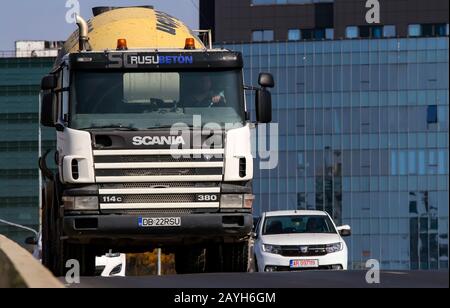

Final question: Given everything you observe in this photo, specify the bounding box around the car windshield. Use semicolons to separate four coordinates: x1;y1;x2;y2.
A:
70;70;245;130
262;215;337;235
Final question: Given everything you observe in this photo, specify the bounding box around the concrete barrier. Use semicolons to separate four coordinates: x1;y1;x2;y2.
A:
0;235;63;288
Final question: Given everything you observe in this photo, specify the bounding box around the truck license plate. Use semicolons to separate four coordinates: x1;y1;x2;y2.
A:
138;217;181;227
290;259;319;269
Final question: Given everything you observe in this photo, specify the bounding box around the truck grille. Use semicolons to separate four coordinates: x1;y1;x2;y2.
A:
95;168;222;177
94;149;224;210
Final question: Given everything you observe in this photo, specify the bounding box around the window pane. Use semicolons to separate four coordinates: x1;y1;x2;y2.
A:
314;29;326;40
372;26;383;38
409;151;416;175
263;30;274;41
427;105;438;124
359;26;370;38
418;151;426;175
302;29;313;40
288;29;301;41
252;31;263;42
383;25;396;38
326;28;334;40
391;151;397;175
422;24;434;37
346;26;359;39
409;24;422;37
435;24;447;36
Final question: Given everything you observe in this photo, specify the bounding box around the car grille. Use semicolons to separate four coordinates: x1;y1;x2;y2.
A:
279;245;328;257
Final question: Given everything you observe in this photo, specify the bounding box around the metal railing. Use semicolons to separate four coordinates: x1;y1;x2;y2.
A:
0;50;59;58
0;218;39;238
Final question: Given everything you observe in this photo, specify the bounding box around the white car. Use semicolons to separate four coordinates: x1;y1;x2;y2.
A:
254;210;351;272
95;252;126;277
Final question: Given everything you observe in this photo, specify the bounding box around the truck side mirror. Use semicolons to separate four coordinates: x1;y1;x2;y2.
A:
41;93;55;127
258;73;275;88
41;75;57;91
256;89;272;123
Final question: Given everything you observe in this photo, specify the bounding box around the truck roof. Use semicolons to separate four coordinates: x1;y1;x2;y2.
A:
66;50;243;71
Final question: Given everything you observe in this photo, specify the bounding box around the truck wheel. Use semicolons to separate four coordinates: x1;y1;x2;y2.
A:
42;179;97;277
42;181;62;276
222;242;249;272
175;247;206;274
205;245;223;273
41;186;52;270
63;244;97;277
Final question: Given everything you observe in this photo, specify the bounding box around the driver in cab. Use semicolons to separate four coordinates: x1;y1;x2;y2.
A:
186;76;226;107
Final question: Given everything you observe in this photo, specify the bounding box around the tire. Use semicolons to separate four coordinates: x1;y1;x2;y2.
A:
175;247;206;274
205;244;224;273
64;243;97;277
222;242;250;273
42;180;61;275
41;186;52;270
42;179;97;277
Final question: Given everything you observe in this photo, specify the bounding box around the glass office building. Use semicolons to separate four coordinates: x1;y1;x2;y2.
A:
0;57;55;244
223;37;449;270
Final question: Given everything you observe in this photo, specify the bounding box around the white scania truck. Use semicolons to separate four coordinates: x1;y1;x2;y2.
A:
39;6;274;276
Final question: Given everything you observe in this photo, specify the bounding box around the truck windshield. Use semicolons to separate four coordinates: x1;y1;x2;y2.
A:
70;70;245;130
263;215;337;235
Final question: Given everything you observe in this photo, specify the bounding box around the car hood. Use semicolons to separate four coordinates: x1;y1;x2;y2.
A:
261;233;341;246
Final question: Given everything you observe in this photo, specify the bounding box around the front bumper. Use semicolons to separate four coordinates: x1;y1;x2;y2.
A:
63;213;253;246
256;249;348;272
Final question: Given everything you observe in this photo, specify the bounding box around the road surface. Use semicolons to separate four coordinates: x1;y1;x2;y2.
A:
62;271;448;288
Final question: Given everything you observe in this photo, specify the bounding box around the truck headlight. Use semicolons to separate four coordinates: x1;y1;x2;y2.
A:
220;194;243;208
326;242;343;253
63;196;99;211
262;244;282;255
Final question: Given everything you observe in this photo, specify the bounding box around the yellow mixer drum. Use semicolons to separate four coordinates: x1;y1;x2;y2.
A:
61;6;205;55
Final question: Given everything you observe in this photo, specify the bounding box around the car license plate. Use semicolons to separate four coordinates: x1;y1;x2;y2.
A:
290;259;319;269
138;217;181;227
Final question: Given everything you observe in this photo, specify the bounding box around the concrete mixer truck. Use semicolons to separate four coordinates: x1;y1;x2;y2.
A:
39;6;274;276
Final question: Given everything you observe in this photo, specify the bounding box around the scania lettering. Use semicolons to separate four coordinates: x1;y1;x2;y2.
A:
39;6;273;276
132;136;186;146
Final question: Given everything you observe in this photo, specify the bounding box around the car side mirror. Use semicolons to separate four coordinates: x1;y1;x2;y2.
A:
41;93;55;127
256;89;272;123
252;232;258;239
25;236;37;245
41;75;57;91
258;73;275;88
337;225;352;237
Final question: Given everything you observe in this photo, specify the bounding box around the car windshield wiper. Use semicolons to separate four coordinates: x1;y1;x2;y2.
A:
79;125;139;131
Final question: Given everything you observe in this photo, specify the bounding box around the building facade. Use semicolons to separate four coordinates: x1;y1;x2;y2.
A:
0;57;55;243
201;0;449;43
201;0;450;271
222;37;449;270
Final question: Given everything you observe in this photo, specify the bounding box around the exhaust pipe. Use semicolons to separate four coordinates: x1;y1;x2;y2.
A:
75;14;89;51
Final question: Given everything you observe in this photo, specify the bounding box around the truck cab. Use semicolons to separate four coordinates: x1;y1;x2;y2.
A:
39;6;273;276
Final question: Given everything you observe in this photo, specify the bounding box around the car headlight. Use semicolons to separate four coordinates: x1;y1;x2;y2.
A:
326;242;343;253
262;244;282;255
63;196;99;211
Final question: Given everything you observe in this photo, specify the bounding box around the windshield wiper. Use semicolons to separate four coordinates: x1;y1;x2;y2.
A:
146;125;194;130
79;125;139;131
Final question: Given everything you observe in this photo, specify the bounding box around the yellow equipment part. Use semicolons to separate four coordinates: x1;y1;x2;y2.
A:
62;7;205;55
